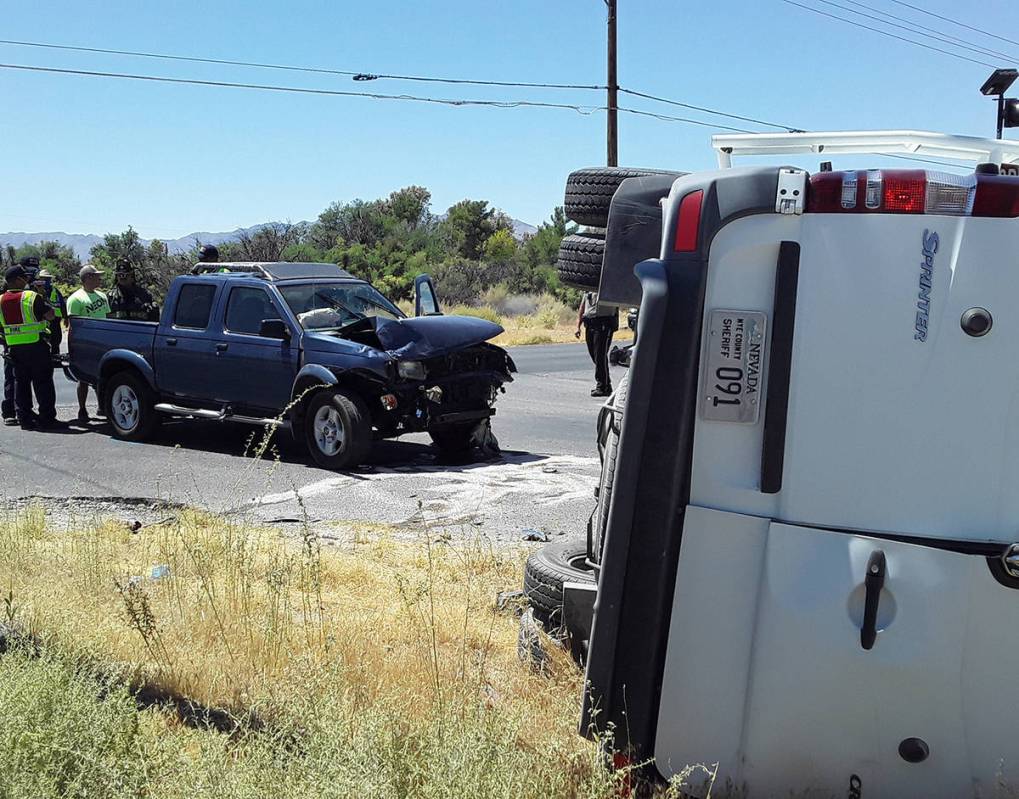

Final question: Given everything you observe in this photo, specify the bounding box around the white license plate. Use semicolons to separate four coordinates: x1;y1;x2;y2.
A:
700;310;767;424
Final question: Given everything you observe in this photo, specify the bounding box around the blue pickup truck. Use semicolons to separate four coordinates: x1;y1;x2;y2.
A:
68;262;515;469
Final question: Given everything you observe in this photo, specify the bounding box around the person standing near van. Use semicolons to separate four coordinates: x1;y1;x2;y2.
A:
66;264;111;422
0;265;58;429
32;269;65;357
575;291;618;398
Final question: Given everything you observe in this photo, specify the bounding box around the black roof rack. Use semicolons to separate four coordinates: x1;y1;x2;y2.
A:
190;262;355;280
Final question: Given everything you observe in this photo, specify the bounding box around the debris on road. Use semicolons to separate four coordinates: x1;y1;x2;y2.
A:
522;528;550;542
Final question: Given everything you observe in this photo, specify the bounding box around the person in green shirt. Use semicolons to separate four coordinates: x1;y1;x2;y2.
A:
66;264;111;423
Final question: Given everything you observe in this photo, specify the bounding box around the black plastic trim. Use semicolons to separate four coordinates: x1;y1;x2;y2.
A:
760;241;799;494
580;167;783;769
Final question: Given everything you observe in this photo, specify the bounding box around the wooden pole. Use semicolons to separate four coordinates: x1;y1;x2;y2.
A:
607;0;618;166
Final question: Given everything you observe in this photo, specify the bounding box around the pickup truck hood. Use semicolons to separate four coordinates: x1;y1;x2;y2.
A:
307;314;504;359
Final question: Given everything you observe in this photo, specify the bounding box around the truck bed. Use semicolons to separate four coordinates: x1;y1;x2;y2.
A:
68;317;157;386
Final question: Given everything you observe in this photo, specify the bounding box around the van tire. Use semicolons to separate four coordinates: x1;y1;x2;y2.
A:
556;232;605;290
105;370;159;442
565;167;672;227
523;540;596;630
592;372;629;562
304;388;372;470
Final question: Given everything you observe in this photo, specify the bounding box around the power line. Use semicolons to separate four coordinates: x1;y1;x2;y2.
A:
0;37;797;130
838;0;1018;62
884;0;1019;50
0;61;751;131
0;38;606;91
817;0;1018;63
620;88;801;131
780;0;998;68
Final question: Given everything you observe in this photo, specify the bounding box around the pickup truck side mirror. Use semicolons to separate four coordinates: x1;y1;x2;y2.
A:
259;318;291;341
414;274;442;317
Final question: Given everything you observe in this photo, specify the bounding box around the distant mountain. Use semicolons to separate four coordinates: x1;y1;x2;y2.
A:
0;217;538;260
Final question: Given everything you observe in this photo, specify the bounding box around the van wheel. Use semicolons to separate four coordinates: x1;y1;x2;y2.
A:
304;388;372;470
523;540;596;631
557;232;605;290
105;371;159;442
592;372;629;563
565;167;677;227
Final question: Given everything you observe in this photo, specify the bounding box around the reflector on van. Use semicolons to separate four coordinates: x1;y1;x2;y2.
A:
807;169;1019;217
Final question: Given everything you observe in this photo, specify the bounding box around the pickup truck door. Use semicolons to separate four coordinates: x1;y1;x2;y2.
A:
208;285;299;412
154;282;221;400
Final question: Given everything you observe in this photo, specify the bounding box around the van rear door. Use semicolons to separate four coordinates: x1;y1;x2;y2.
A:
654;506;1019;798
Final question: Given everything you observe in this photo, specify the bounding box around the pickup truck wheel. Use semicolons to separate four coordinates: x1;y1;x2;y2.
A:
556;232;605;290
105;371;158;442
565;167;676;227
523;540;596;632
428;422;476;454
305;389;372;470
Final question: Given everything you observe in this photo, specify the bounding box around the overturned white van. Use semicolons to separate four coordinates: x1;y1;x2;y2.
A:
578;130;1019;798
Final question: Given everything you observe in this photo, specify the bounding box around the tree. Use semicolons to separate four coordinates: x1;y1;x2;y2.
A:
522;206;573;269
234;222;308;262
440;199;512;260
310;199;388;250
12;241;80;285
89;227;147;272
483;228;517;261
387;185;432;229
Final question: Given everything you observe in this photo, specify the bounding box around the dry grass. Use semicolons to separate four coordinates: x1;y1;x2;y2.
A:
0;506;669;798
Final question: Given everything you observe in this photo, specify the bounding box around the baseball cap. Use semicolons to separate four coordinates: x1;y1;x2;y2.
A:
4;265;28;283
36;269;53;280
18;256;39;268
79;264;100;279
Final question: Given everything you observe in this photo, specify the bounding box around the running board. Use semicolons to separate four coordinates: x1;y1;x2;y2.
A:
154;403;287;428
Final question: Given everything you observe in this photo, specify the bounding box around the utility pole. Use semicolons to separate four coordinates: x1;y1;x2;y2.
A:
606;0;618;166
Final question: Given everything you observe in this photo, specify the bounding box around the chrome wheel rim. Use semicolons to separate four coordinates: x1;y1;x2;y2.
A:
313;405;344;456
111;385;140;433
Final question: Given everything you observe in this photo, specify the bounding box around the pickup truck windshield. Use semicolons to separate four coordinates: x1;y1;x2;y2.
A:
279;282;404;331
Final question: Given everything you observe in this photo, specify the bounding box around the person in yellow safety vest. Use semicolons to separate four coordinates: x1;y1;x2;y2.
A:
32;269;66;358
0;265;59;430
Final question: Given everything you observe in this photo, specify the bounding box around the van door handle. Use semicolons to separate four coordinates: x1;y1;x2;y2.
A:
861;549;886;651
165;338;177;346
215;343;228;353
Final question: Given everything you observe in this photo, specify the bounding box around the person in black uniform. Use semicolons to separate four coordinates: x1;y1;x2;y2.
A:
108;259;159;321
197;244;219;264
0;265;58;429
575;291;619;397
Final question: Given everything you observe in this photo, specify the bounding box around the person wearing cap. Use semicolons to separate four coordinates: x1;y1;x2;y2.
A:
197;244;219;264
66;265;111;423
0;264;58;429
31;268;66;357
108;258;158;322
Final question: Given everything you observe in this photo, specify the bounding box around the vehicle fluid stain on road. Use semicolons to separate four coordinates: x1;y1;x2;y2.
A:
248;453;599;536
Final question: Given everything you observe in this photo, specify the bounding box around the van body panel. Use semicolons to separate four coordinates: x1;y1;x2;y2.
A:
656;508;1019;797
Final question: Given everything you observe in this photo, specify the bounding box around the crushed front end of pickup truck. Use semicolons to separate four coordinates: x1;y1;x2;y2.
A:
329;313;516;440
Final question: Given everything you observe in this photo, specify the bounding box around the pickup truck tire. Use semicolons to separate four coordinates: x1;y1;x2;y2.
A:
428;422;476;455
564;167;671;227
523;540;596;630
305;388;372;470
592;371;629;563
556;232;605;290
105;370;159;442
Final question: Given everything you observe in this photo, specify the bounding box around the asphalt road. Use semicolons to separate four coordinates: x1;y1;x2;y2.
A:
0;343;627;542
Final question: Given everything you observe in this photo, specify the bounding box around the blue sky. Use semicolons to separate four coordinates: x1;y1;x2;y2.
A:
1;0;1017;239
